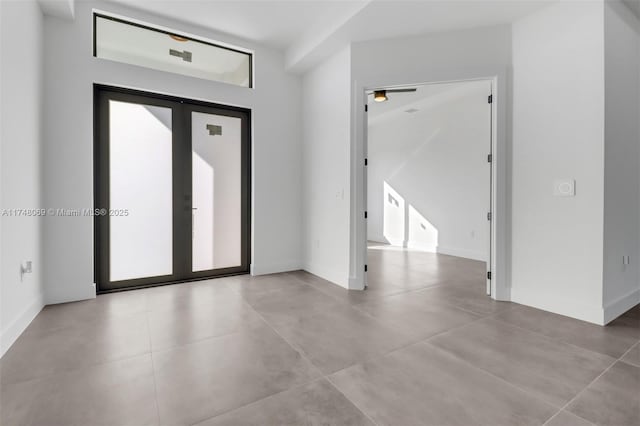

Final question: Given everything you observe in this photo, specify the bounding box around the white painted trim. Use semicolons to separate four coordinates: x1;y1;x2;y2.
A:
1;294;45;358
303;261;349;289
45;284;96;305
406;242;438;253
436;246;487;262
367;236;388;245
367;231;387;244
250;261;302;276
349;276;365;290
603;288;640;324
352;71;510;302
91;8;255;56
511;287;605;325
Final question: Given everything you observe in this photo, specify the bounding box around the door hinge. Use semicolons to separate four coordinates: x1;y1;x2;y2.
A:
487;212;492;221
364;264;368;272
487;154;492;163
365;104;368;112
487;271;492;280
488;94;493;104
364;211;368;219
364;158;368;166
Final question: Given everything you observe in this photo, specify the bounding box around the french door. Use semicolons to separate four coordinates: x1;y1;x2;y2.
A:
94;85;250;292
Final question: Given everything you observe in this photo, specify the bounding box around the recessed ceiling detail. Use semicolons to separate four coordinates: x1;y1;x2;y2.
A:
99;0;553;74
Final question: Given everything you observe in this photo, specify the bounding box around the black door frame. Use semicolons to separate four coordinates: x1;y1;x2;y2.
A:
94;84;251;293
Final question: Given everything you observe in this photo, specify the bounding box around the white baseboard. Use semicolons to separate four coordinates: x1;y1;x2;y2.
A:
45;283;96;305
367;233;387;244
250;260;302;276
349;276;365;290
406;241;437;252
510;287;605;325
436;245;487;262
302;261;348;289
603;288;640;324
1;293;45;358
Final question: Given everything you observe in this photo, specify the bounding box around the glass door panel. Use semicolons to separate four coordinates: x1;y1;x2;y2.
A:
191;112;242;271
109;100;173;281
95;85;250;292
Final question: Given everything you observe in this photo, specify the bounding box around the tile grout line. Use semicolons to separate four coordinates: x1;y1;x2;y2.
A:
542;345;629;426
248;272;533;402
144;296;272;356
246;274;423;368
406;305;619;417
173;278;639;426
422;341;562;416
542;410;597;426
489;312;633;361
618;340;640;368
275;275;494;380
288;269;433;302
290;270;507;320
223;276;331;372
616;338;640;363
184;377;330;426
319;312;561;424
1;309;153;388
238;296;324;378
418;314;623;425
144;311;163;425
224;278;383;426
324;374;381;426
150;279;325;426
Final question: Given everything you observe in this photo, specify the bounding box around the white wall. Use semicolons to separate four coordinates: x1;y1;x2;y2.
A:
42;0;303;303
301;46;352;288
0;0;45;356
512;1;606;323
367;80;491;262
349;26;512;293
602;0;640;322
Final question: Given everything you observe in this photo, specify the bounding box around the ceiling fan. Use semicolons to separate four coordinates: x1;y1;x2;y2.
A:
369;88;417;102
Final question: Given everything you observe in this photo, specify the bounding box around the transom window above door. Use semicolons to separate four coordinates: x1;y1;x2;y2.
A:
93;13;253;87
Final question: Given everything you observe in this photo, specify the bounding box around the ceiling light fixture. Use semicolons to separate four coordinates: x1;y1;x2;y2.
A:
169;34;189;42
374;90;388;102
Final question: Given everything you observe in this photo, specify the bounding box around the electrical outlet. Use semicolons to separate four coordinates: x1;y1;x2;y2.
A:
553;179;576;197
20;261;33;282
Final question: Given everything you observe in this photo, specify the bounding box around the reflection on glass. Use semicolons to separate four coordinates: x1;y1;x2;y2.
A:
95;15;252;87
192;112;242;271
109;100;173;281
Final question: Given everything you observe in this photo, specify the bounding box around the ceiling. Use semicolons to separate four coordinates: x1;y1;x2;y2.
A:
368;83;461;119
106;0;369;49
47;0;562;72
368;80;491;122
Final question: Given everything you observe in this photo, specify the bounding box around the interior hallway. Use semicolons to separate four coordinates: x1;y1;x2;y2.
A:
1;247;638;426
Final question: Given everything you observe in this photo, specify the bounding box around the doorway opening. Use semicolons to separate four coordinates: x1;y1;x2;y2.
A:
94;85;251;292
364;79;493;297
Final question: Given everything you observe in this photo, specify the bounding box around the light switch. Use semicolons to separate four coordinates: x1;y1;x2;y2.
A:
553;179;575;197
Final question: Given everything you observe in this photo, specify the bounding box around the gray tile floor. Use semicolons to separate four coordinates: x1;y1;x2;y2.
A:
1;244;639;426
